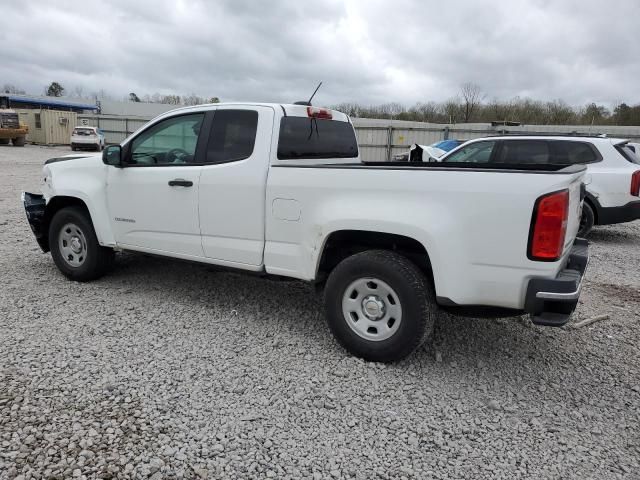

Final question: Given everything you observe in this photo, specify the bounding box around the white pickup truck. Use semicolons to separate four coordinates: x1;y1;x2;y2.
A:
23;103;589;362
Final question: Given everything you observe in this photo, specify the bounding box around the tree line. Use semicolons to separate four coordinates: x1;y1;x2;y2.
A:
333;83;640;126
4;81;640;125
332;99;640;126
2;82;221;107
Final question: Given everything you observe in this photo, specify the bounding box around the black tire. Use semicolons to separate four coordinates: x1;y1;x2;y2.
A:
0;138;10;145
12;137;25;147
71;145;77;151
578;202;595;237
48;206;114;281
324;249;437;362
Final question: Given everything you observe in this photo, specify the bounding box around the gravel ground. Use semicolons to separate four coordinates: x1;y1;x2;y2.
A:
1;144;639;480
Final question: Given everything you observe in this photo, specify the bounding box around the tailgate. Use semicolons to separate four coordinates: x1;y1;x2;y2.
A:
564;172;585;248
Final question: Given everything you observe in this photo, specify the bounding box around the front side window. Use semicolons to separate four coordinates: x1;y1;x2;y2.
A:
129;113;204;165
442;141;496;163
206;110;258;164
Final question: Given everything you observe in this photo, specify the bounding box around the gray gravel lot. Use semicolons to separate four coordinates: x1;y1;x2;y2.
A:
1;144;639;480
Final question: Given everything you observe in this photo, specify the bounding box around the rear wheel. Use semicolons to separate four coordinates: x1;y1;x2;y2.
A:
48;206;114;281
324;249;437;362
0;138;10;145
12;136;25;147
578;202;595;237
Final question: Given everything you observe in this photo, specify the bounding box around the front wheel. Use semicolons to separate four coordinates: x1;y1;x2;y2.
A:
48;207;114;281
324;250;437;362
578;202;595;237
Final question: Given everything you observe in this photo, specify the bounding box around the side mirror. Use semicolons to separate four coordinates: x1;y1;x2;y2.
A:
427;156;438;163
103;145;123;167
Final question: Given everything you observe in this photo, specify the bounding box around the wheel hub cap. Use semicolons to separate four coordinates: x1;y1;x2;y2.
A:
362;295;386;320
70;237;82;254
58;223;87;267
341;277;403;342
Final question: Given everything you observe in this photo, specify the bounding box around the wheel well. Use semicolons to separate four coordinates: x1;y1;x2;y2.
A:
42;196;91;250
584;196;598;224
317;230;434;285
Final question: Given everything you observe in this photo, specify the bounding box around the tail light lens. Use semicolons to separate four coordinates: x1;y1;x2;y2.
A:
307;106;332;120
631;171;640;196
528;189;569;261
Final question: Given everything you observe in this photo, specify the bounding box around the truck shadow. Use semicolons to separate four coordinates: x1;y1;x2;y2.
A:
588;225;639;245
102;252;589;381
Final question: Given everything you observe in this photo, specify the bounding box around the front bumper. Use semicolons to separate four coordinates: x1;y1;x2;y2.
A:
524;238;589;327
22;192;48;252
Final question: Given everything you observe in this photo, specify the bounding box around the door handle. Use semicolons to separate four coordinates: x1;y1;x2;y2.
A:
168;179;193;187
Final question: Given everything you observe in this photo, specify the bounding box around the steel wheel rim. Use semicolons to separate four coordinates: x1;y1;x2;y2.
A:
58;222;87;267
341;277;402;342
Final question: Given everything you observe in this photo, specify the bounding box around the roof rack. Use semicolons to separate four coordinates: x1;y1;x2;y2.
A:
487;132;611;139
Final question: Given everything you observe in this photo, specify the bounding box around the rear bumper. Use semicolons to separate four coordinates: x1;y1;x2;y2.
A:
524;238;589;326
71;141;100;148
597;200;640;225
22;192;49;252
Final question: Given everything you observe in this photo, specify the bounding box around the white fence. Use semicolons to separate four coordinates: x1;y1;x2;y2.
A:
78;114;640;162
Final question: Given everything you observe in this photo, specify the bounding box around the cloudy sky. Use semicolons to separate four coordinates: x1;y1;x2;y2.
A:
1;0;638;107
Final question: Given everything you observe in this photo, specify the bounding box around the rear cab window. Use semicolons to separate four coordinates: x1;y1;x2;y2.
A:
277;106;358;160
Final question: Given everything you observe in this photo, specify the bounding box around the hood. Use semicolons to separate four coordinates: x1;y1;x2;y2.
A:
44;152;102;165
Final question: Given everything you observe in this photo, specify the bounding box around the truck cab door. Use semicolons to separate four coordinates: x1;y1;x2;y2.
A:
198;106;274;267
106;112;206;258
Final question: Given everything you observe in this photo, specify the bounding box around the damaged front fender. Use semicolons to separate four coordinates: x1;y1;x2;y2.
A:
21;192;49;252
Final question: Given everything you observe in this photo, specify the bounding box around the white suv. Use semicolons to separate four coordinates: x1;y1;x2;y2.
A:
438;136;640;236
70;126;105;151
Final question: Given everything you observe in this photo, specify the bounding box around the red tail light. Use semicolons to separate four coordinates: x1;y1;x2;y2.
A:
631;171;640;196
528;189;569;261
307;106;332;120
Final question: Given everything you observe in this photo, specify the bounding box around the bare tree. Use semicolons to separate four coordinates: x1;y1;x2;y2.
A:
71;86;84;98
460;82;483;123
442;97;462;124
2;84;26;94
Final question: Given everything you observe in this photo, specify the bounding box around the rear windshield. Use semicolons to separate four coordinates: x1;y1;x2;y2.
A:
73;128;94;135
615;144;640;165
277;117;358;160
